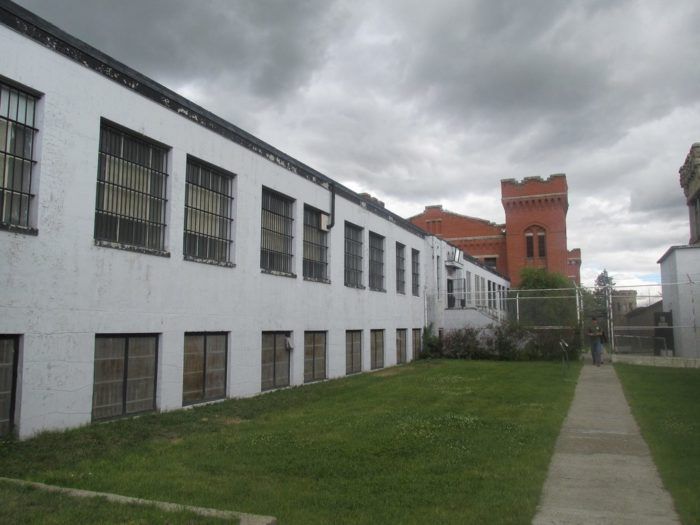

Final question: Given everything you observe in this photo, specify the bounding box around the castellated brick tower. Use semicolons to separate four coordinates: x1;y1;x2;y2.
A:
409;174;581;287
501;175;580;287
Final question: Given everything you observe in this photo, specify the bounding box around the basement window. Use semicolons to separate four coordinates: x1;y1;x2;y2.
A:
0;335;19;437
412;328;421;359
183;332;227;405
304;331;327;383
370;329;384;370
92;334;158;421
396;329;407;364
261;331;291;391
346;330;362;375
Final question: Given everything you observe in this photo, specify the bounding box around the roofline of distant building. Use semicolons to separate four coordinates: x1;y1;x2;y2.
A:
0;0;427;238
657;243;700;264
408;205;504;229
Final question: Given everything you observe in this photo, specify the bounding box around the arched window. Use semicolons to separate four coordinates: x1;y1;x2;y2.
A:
525;226;546;258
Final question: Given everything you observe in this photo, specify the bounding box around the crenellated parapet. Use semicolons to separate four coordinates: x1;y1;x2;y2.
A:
500;174;569;213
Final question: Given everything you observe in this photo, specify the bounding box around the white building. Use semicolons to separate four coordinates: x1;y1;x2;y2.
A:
657;144;700;358
0;1;508;438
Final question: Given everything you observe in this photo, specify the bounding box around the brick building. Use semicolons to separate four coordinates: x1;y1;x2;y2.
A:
410;175;581;287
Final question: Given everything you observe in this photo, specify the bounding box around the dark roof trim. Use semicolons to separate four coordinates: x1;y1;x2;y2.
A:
0;0;425;238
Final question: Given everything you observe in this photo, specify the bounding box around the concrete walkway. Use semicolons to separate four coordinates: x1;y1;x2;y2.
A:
532;363;681;524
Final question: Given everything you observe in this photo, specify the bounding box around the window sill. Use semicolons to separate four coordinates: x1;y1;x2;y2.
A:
304;276;331;284
369;287;387;293
345;283;366;290
95;239;171;257
261;268;297;278
184;254;235;268
397;291;406;295
0;222;38;236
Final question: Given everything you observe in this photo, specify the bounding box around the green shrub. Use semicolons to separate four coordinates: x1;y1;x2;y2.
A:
422;321;581;361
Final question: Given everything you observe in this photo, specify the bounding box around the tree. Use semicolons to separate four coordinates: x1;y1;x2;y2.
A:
591;269;615;319
512;268;577;327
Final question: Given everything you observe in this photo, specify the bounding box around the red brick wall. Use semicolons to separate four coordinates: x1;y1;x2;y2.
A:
409;175;581;287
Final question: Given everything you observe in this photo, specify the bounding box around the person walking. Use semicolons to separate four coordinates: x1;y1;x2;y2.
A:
587;317;604;366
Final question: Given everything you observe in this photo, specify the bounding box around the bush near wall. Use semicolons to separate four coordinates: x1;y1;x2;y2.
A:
421;322;581;361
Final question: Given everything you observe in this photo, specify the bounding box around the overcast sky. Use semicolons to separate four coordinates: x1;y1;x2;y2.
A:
16;0;697;292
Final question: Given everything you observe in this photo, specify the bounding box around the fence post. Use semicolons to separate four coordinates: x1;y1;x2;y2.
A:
606;285;615;354
516;292;520;323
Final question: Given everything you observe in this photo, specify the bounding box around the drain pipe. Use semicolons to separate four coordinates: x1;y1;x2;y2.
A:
327;182;336;229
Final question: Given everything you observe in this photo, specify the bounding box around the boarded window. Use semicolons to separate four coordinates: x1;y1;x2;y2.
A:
396;329;407;364
346;330;362;375
0;81;38;229
183;333;227;405
412;328;421;359
0;336;18;437
184;157;234;263
260;188;294;273
369;232;385;291
303;207;328;280
344;222;363;287
371;329;384;370
261;332;291;391
92;335;157;421
304;331;327;383
94;123;169;251
396;242;405;294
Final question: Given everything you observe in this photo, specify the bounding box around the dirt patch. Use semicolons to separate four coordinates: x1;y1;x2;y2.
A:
373;368;403;378
223;417;248;425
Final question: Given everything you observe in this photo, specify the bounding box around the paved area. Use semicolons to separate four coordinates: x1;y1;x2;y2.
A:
532;362;681;524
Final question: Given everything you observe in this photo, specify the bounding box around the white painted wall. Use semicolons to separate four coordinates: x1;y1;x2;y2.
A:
0;23;509;438
423;237;510;332
659;246;700;358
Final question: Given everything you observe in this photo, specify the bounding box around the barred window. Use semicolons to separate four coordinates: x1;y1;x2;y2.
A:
304;331;327;383
411;249;420;296
396;242;406;294
412;328;421;360
94;123;168;251
183;333;227;405
344;222;363;287
369;232;385;291
346;330;362;375
0;81;38;230
261;331;291;391
261;188;294;274
370;329;384;370
303;206;328;281
92;334;157;421
396;329;407;364
184;157;234;264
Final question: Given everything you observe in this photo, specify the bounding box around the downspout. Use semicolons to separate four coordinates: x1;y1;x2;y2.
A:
327;182;336;229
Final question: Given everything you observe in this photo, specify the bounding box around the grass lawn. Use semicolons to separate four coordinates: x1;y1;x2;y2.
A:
616;364;700;525
0;360;580;525
0;479;234;524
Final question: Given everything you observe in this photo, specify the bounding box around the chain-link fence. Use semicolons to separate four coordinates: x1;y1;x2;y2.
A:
503;282;699;359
